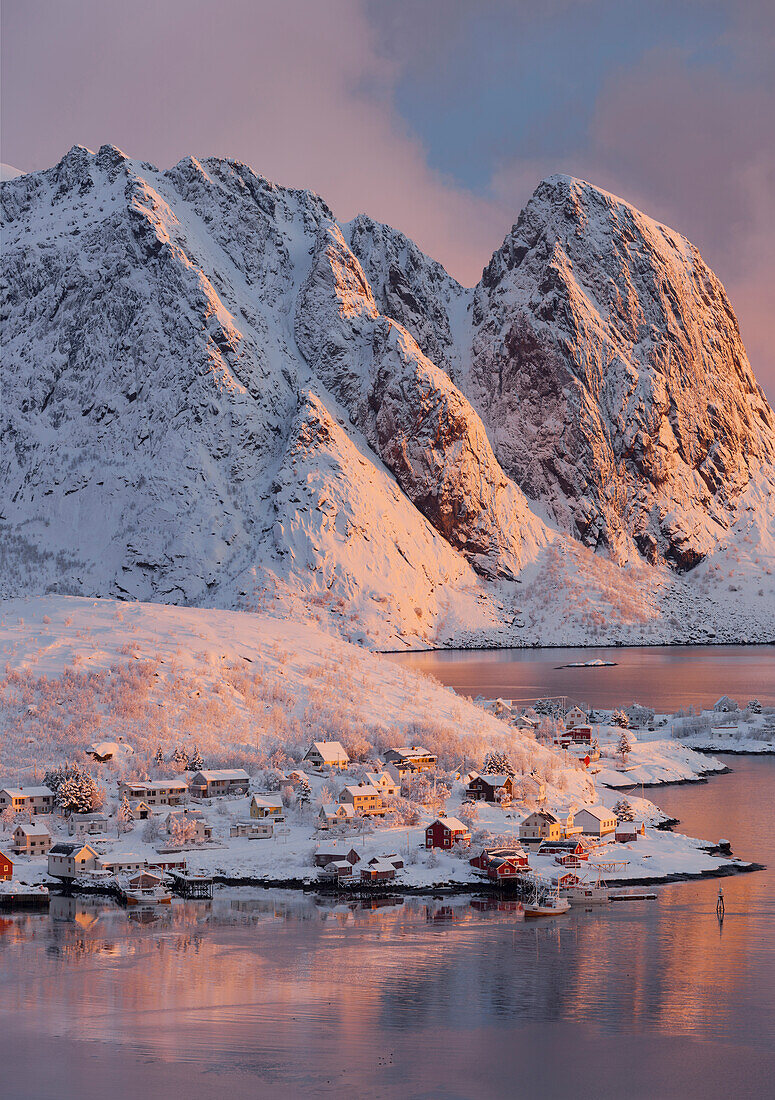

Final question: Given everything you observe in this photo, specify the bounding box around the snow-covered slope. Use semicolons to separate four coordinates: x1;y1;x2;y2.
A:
2;148;774;646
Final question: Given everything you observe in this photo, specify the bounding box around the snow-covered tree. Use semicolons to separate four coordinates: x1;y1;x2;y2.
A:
118;795;135;834
613;798;635;821
611;710;630;728
154;746;164;766
296;776;312;807
168;814;198;846
56;770;105;814
747;699;762;714
187;745;204;772
618;731;633;761
172;746;188;769
458;801;479;826
482;750;515;776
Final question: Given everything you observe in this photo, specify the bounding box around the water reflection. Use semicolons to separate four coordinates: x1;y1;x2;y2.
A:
1;758;773;1099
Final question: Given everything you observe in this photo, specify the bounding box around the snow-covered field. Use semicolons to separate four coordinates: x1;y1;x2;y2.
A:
0;595;751;892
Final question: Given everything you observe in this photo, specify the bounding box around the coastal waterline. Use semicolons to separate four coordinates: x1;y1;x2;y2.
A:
1;756;773;1099
387;643;775;710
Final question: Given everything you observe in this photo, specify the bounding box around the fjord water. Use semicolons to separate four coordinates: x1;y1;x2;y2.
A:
2;756;774;1100
389;643;775;709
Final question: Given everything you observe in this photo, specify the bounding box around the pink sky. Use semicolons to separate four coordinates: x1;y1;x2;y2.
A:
1;0;772;398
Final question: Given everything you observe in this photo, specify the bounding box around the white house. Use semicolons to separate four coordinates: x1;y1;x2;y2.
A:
366;771;399;798
13;821;52;856
230;820;273;840
87;738;134;763
0;786;55;815
318;803;356;829
97;853;152;875
68;812;110;838
575;805;618;837
188;770;250;798
48;842;100;879
302;741;350;770
118;780;188;807
564;706;587;730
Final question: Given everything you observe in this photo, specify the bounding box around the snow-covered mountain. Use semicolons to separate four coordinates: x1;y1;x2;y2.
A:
2;146;774;647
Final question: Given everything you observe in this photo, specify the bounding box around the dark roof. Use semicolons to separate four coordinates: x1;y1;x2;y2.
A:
49;843;78;855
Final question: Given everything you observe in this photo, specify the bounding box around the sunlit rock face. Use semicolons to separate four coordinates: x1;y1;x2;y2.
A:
2;147;774;646
467;174;775;569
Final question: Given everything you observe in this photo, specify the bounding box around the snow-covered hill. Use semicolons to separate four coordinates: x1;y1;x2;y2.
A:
2;147;774;647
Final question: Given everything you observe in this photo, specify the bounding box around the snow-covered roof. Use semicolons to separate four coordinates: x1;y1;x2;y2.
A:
386;745;434;759
341;784;380;798
192;769;250;782
364;858;396;873
251;794;283;809
324;860;352;871
88;740;134;758
15;821;51;836
306;741;349;762
1;786;53;799
432;816;469;832
122;779;188;791
49;842;97;856
473;773;510;787
577;804;616;820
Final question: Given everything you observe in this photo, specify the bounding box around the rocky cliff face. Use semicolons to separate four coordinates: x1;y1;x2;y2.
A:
467;174;775;568
2;148;774;645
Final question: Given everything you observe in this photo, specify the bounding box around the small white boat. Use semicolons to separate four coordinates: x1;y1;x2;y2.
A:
524;897;571;917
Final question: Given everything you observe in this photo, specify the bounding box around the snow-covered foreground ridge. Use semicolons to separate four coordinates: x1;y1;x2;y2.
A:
0;596;742;890
2;148;774;647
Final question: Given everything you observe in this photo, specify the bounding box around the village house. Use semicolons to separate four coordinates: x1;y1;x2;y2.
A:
519;810;564;844
302;741;350;771
564;705;587;730
559;726;593;745
0;850;12;881
513;713;539;733
48;842;100;879
0;786;55;815
339;783;386;816
13;821;52;856
366;771;400;798
383;746;438;771
615;820;645;843
118;780;188;807
86;738;134;763
360;857;397;883
128;800;153;820
425;817;471;850
470;846;530;880
68;812;110;838
537;837;591;864
319;859;354;881
313;844;361;867
318;803;356;829
249;794;285;822
188;769;250;798
97;853;152;876
230;820;273;840
165;808;213;843
466;773;516;803
575;805;618;837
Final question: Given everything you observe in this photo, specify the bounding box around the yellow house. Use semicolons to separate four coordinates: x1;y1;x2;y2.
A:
519;810;563;843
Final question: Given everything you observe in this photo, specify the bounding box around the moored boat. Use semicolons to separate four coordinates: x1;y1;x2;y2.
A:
524;897;571;917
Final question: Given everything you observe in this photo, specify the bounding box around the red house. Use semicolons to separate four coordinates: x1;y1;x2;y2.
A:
425;817;471;850
0;851;13;881
487;857;529;881
470;846;529;871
